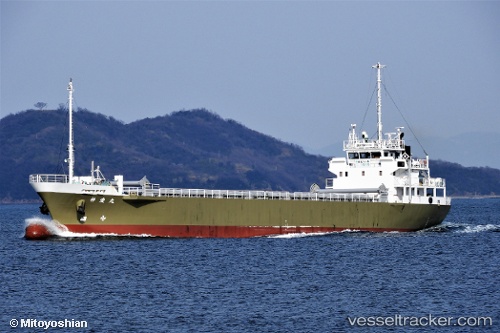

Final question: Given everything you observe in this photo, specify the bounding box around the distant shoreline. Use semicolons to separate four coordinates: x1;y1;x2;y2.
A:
449;195;500;199
0;199;42;205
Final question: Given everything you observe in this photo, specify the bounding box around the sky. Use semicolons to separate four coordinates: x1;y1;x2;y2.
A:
2;1;500;168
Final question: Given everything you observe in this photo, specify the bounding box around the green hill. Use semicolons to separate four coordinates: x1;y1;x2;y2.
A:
1;108;499;202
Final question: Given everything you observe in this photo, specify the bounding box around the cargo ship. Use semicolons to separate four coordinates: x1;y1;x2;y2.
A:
26;63;451;239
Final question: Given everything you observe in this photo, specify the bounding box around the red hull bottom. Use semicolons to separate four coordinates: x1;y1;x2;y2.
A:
62;224;415;238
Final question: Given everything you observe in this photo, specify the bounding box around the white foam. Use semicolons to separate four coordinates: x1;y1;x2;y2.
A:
341;229;361;233
24;217;154;238
425;222;500;233
269;231;342;239
25;217;70;236
459;224;500;233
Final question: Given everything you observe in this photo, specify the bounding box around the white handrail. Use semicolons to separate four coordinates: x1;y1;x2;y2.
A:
29;174;68;183
121;186;379;203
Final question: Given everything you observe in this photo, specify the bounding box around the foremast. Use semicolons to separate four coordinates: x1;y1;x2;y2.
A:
67;79;75;182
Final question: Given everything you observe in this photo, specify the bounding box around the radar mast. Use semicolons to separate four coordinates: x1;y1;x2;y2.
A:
67;79;74;181
372;62;386;146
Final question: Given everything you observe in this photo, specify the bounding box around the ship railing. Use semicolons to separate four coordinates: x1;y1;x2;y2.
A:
127;187;380;203
123;187;144;195
344;140;379;150
428;177;446;187
347;160;383;168
381;138;405;150
144;183;161;190
394;177;446;188
29;174;68;184
411;158;428;169
343;138;405;151
291;192;378;202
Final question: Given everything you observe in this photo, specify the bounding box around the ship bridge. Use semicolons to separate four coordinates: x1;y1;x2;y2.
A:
324;63;449;206
326;123;447;205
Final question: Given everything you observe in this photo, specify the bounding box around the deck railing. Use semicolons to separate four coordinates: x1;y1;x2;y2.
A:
343;138;405;151
394;177;446;188
122;186;379;203
411;158;428;169
29;174;68;184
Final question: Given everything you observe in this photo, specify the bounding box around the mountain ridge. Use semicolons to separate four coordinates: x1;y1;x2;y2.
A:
1;108;499;202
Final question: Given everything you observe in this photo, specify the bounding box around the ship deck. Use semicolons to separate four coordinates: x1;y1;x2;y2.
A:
124;187;381;202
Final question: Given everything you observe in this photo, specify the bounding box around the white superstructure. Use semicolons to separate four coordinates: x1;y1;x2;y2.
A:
325;63;449;205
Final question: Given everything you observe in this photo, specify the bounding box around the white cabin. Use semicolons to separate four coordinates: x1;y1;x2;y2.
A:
324;63;449;206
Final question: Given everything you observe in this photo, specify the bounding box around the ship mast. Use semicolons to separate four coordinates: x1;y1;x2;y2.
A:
372;62;386;146
67;79;74;182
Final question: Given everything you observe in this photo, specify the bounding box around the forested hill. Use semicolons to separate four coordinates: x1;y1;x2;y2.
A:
1;108;499;202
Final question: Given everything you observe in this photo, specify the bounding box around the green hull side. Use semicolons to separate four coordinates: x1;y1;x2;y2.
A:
38;192;450;232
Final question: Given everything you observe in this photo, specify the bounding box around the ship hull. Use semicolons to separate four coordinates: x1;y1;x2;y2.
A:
34;192;450;237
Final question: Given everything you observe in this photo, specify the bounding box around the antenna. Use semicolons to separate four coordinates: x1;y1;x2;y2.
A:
372;62;386;146
67;78;74;182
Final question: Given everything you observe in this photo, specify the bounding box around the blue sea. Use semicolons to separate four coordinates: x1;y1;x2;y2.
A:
1;199;499;332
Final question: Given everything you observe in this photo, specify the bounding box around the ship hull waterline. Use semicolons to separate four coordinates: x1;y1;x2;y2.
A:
26;192;451;239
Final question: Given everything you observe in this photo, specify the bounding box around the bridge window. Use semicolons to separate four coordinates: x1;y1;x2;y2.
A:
398;161;405;167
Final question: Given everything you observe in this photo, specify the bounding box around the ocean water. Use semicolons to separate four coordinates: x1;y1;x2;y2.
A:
0;199;499;332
